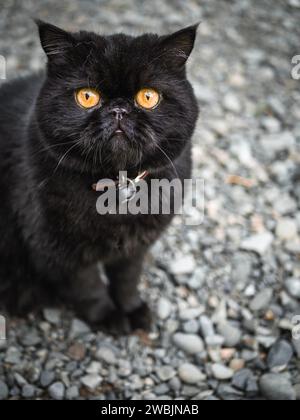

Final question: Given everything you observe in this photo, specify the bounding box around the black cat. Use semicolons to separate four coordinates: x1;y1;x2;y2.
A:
0;21;199;332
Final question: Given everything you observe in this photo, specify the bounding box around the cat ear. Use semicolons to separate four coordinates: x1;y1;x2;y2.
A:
159;24;199;68
35;20;75;59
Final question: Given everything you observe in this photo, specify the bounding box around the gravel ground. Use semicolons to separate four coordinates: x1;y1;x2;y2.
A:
0;0;300;400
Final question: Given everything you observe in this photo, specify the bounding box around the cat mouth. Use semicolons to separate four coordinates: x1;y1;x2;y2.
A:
110;128;128;140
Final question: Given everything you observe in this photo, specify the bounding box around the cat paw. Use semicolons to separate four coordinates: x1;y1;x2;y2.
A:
98;303;152;335
76;296;116;325
78;298;152;335
128;302;152;332
100;309;132;336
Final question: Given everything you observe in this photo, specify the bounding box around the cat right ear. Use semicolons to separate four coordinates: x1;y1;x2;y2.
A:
158;24;199;68
35;20;74;59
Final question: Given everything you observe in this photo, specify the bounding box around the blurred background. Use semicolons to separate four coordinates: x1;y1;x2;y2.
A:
0;0;300;401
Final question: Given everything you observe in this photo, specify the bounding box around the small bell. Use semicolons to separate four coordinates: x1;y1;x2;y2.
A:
118;178;137;203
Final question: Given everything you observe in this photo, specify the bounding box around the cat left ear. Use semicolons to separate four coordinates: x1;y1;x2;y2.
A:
35;20;75;59
159;24;199;68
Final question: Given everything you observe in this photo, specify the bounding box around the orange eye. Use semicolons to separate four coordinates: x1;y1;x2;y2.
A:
76;88;101;109
135;88;160;110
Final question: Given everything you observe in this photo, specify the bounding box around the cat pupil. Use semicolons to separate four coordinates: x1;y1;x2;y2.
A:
85;93;90;100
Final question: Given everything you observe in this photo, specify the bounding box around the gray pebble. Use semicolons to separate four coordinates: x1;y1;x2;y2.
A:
156;366;176;382
169;256;196;275
211;364;234;380
179;307;203;321
178;363;206;384
223;93;242;113
205;335;225;348
261;116;281;133
182;385;202;397
274;193;297;215
294;384;300;401
231;253;253;287
250;288;273;311
154;383;170;396
188;268;206;289
267;340;294;372
96;346;117;365
276;219;298;241
199;315;215;338
246;377;259;397
292;337;300;359
66;386;80;400
232;369;255;391
169;377;182;392
81;374;102;390
0;381;9;400
69;319;91;338
40;371;55;388
173;333;204;354
183;319;199;334
157;298;172;320
48;382;65;400
217;322;241;347
22;384;36;399
241;233;273;256
14;373;27;387
19;329;42;347
285;278;300;299
289;0;300;8
260;374;296;401
217;384;243;400
43;308;61;325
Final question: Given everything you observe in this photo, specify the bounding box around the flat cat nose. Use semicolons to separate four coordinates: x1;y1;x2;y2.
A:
110;107;129;121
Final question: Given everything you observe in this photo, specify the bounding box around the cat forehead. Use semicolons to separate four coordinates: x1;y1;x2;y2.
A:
92;33;160;65
79;33;166;88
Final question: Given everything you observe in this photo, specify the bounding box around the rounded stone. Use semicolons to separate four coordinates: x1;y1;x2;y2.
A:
48;382;65;400
40;371;55;388
250;288;273;311
211;364;234;380
267;340;293;371
260;374;296;401
157;298;172;320
173;333;204;355
0;381;9;400
276;219;298;241
156;366;176;382
285;278;300;299
217;322;241;347
178;363;206;384
22;384;35;399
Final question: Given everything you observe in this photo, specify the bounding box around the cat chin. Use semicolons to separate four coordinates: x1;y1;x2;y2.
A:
109;131;129;142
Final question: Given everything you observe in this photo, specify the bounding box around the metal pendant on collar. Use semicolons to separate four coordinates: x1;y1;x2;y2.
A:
118;171;148;203
92;171;149;200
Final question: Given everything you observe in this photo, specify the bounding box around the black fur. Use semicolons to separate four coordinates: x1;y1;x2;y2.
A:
0;22;199;332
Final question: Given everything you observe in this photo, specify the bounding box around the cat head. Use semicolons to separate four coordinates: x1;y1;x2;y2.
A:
36;21;199;178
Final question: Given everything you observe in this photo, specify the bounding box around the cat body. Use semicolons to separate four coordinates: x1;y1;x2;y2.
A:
0;22;198;331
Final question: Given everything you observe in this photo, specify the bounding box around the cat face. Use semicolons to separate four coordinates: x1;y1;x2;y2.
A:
36;21;199;177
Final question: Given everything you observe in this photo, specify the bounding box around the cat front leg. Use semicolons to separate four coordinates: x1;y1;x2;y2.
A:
65;264;116;325
104;252;152;333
